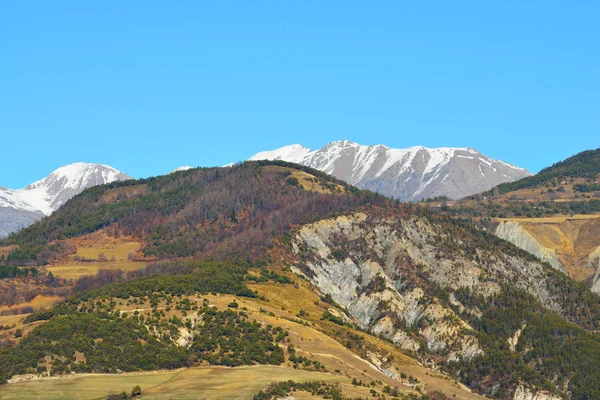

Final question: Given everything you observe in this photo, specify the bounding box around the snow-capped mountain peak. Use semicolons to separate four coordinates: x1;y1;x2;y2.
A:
0;163;131;238
19;162;131;215
248;144;312;164
248;141;532;201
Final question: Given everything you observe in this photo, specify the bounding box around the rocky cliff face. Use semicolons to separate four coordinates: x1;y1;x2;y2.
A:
512;386;562;400
290;214;565;363
495;218;600;294
288;212;588;398
590;246;600;293
495;222;566;274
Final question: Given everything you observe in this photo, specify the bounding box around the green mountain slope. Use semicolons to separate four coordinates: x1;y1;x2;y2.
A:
488;148;600;195
0;161;389;265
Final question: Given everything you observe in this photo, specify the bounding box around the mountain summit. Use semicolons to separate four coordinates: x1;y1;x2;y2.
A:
249;140;531;201
0;162;131;237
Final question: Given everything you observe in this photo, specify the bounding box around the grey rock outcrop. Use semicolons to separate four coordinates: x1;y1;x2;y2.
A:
589;246;600;294
495;221;567;274
512;386;562;400
291;213;565;367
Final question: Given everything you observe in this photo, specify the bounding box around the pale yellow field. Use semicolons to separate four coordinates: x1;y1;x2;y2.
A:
496;213;600;224
0;313;27;327
74;242;141;261
0;366;343;400
47;261;147;279
0;295;62;315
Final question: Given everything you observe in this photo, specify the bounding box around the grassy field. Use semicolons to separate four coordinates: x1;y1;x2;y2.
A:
0;313;27;327
496;213;600;223
0;295;62;315
0;366;343;400
73;242;141;262
46;261;147;280
41;231;148;279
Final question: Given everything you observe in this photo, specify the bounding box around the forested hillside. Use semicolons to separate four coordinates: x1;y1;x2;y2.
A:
0;161;390;265
1;161;600;399
486;148;600;196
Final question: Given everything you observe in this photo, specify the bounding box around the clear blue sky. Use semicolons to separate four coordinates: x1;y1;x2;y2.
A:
1;1;598;188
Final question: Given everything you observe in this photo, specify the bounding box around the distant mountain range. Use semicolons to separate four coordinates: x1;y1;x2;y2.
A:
249;140;532;201
0;163;131;238
0;141;532;238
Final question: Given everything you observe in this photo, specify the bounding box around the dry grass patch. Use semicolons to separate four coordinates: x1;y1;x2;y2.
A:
0;245;18;259
195;283;483;399
0;366;343;400
47;261;147;280
73;242;141;262
0;313;27;327
497;214;600;224
0;295;62;316
265;166;346;194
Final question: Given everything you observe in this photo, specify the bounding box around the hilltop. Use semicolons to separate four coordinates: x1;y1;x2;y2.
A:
484;148;600;199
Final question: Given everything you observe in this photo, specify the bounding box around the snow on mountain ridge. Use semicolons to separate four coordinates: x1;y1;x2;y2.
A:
17;162;130;215
172;166;193;173
248;140;532;201
0;188;41;213
249;144;312;164
2;163;130;215
1;162;131;238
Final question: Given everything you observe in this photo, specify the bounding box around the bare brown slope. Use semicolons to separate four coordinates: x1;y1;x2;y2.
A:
498;215;600;282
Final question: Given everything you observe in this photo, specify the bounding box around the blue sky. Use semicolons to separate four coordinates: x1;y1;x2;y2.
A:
1;1;598;188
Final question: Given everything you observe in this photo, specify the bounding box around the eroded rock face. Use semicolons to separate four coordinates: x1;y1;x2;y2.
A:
291;214;565;366
512;386;562;400
590;247;600;294
495;222;566;274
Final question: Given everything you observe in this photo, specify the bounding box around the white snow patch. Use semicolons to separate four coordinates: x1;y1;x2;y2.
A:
4;162;128;216
248;144;313;164
172;166;193;173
